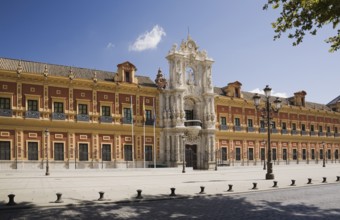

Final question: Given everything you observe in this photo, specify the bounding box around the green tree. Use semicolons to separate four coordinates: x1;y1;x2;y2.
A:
264;0;340;52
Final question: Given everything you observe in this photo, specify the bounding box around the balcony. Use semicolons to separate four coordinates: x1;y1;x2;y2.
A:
122;118;132;124
272;128;278;134
259;128;267;133
220;125;228;130
291;130;298;135
310;131;317;136
247;127;255;132
145;119;154;126
100;116;113;123
0;109;12;117
301;131;308;136
281;129;288;135
52;112;66;120
234;126;242;132
318;132;325;137
184;120;202;127
326;132;333;137
77;114;90;122
335;133;340;137
184;120;202;137
25;111;40;119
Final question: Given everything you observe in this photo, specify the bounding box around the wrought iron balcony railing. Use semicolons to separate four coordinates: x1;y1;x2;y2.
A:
77;114;90;122
220;125;228;130
52;112;66;120
0;109;12;117
25;111;40;119
100;116;113;123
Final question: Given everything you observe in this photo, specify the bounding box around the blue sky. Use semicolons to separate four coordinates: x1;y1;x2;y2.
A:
1;0;339;104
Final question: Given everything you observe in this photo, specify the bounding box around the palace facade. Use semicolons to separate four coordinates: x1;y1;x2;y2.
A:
0;36;339;170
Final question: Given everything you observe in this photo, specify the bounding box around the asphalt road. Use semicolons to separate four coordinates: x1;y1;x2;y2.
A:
1;183;340;220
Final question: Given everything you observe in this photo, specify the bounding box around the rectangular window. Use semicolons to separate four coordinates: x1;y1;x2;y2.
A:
260;148;265;160
28;100;38;111
0;141;10;160
101;106;111;116
54;143;64;161
145;145;153;161
79;144;88;161
319;126;323;132
221;147;227;161
335;150;339;159
125;71;130;82
272;148;277;161
335;127;338;134
235;148;241;161
234;118;240;126
78;104;88;115
311;125;314;132
271;121;276;129
124;145;133;161
260;120;265;129
146;110;152;121
301;124;306;131
293;149;297;160
248;148;254;160
292;123;297;131
54;102;64;113
302;149;306;160
311;149;315;160
282;149;287;160
221;117;227;125
124;108;132;123
0;98;11;109
102;144;111;161
319;149;323;160
185;110;194;120
327;126;331;133
247;119;253;128
282;122;287;130
327;149;331;160
28;142;38;160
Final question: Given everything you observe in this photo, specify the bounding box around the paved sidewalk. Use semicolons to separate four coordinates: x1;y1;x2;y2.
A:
1;163;340;209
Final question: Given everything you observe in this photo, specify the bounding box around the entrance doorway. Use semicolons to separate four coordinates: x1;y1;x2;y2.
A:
185;145;197;169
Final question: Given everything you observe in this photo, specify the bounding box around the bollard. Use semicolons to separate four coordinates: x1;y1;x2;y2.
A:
307;178;312;184
136;189;143;199
227;184;233;192
252;182;258;190
55;193;63;203
169;187;176;196
98;191;105;201
199;186;205;194
322;177;327;183
290;179;296;186
7;194;16;206
337;176;340;182
272;181;278;188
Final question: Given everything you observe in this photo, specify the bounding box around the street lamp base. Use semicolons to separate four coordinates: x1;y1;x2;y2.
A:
266;173;274;180
182;170;186;173
45;172;50;176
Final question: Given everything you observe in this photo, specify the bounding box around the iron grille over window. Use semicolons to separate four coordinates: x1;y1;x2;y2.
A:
102;144;111;161
79;144;88;161
54;143;64;161
124;145;133;161
0;141;10;160
28;142;38;160
145;145;153;161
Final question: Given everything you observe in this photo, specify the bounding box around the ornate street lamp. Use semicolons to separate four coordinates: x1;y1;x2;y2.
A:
182;135;187;173
322;142;326;167
45;129;50;176
253;85;282;180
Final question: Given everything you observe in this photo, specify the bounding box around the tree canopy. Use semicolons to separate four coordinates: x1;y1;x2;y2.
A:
264;0;340;52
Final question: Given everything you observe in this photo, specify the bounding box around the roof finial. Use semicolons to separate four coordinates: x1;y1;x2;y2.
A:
187;26;190;40
43;64;49;78
17;60;23;77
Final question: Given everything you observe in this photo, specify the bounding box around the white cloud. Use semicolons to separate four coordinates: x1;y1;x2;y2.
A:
249;88;288;98
129;25;166;52
106;42;115;49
